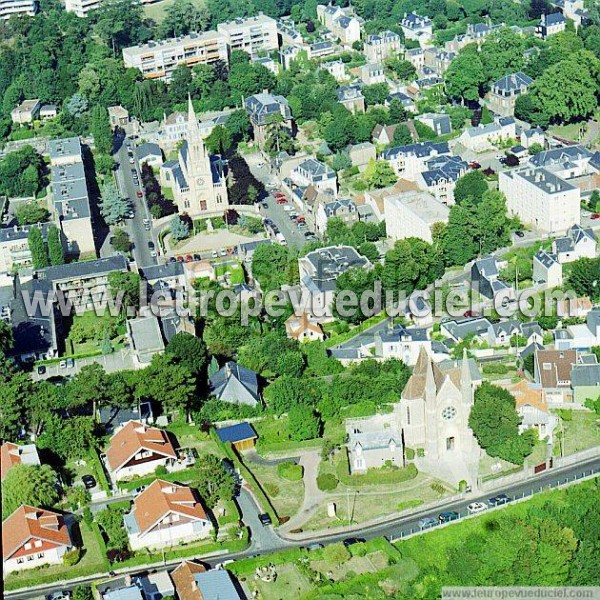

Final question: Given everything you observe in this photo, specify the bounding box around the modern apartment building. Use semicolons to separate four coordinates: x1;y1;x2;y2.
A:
217;14;278;56
64;0;102;17
0;0;37;19
122;32;229;82
499;167;580;234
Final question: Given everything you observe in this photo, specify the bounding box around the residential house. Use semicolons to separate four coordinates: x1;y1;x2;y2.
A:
136;143;163;168
299;245;371;318
500;380;558;442
291;158;337;197
1;443;41;481
457;117;516;152
337;84;365;113
373;323;431;366
252;55;279;75
209;361;260;407
405;47;425;70
127;314;166;367
170;561;208;600
140;261;186;302
321;59;346;82
244;92;292;147
171;566;243;600
400;12;433;45
285;312;325;342
537;12;566;38
486;72;534;117
0;223;52;274
385;91;416;113
487;320;543;347
552;224;596;263
317;4;361;45
215;422;258;452
277;18;304;46
97;401;154;435
308;40;337;60
136;572;175;600
529;145;595;179
39;105;57;120
347;142;376;171
102;587;143;600
557;296;593;319
364;31;402;62
362;180;420;221
124;480;212;551
533;249;563;287
471;256;515;301
10;99;40;125
424;49;456;75
440;317;493;343
108;105;129;129
105;421;178;482
384;190;449;243
521;127;545;149
372;124;399;146
416;154;468;205
346;407;403;474
122;32;229;82
533;349;577;403
555;311;600;350
315;198;358;234
415;113;452;136
217;14;279;55
381;141;450;181
2;506;73;574
280;44;302;69
499;166;580;234
360;63;386;85
571;363;600;405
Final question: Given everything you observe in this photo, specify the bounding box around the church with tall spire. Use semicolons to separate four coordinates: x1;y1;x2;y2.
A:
165;97;229;217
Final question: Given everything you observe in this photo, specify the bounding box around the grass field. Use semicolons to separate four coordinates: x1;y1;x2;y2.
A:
556;409;600;456
250;563;315;600
142;0;205;22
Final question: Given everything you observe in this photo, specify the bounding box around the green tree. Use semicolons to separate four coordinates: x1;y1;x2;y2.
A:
567;257;600;300
205;125;232;156
2;464;60;519
107;271;141;312
528;143;544;155
165;332;207;374
47;225;65;266
332;151;352;172
445;48;485;103
287;405;321;441
100;180;130;225
392;124;412;146
72;586;93;600
170;215;190;240
15;202;49;226
191;453;236;509
159;0;210;38
37;414;97;460
0;357;34;439
386;58;417;82
388;99;407;124
111;229;132;253
454;170;488;205
362;83;390;107
90;105;113;155
67;363;112;414
28;226;49;269
364;159;396;189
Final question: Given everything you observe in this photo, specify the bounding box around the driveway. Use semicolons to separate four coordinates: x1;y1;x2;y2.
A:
237;487;287;552
244;450;299;467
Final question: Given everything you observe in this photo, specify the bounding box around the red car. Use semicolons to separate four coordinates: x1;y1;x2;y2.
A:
136;191;143;198
463;310;479;318
176;256;184;262
591;213;600;220
185;254;193;262
276;197;288;204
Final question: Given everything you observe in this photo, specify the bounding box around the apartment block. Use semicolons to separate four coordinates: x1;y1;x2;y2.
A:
0;0;36;18
122;32;228;82
64;0;102;17
217;14;278;56
499;167;580;234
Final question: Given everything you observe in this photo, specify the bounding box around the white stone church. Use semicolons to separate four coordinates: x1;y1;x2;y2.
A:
161;97;229;216
400;347;482;485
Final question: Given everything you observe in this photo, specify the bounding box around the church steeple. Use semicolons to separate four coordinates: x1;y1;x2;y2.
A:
187;95;202;146
460;347;472;404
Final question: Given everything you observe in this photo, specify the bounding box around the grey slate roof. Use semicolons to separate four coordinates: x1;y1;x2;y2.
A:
244;92;291;126
139;262;184;282
571;364;600;387
377;324;428;343
529;145;592;168
492;72;533;94
37;255;128;283
382;141;449;161
194;570;242;599
136;142;162;160
535;249;559;268
209;361;260;406
421;155;468;186
442;317;492;341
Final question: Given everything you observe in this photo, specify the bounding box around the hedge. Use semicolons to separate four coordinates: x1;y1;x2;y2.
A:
317;473;338;491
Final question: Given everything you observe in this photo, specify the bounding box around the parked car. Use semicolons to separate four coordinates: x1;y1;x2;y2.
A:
463;310;479;318
185;255;193;263
262;202;269;209
343;537;366;547
220;248;227;257
488;494;511;506
66;358;75;368
276;198;287;205
211;250;218;258
591;213;600;220
37;365;47;375
305;543;324;551
136;191;143;198
418;517;438;529
169;256;177;263
148;241;157;257
82;475;96;489
258;513;272;526
283;205;293;212
467;502;488;514
514;230;525;238
438;511;459;523
193;254;202;261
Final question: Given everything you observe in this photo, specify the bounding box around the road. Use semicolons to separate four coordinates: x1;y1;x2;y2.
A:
114;135;157;269
7;457;599;599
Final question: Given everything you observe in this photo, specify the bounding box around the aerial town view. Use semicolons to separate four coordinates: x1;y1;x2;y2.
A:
0;0;599;598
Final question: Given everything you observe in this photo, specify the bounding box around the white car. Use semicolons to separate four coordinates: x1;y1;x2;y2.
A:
283;205;293;212
467;502;488;514
59;360;67;369
211;250;218;258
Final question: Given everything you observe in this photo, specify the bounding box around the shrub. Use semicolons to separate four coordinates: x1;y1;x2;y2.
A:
82;507;93;526
317;473;338;491
277;462;304;481
63;548;81;566
405;447;415;460
430;482;446;494
155;465;168;476
416;448;425;458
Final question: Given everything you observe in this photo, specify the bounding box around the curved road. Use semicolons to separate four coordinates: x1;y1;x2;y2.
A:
7;457;600;600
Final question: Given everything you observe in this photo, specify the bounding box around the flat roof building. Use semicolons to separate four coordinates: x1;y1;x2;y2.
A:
217;14;278;55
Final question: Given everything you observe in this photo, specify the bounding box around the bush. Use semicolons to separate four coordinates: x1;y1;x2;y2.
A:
155;465;168;476
405;447;415;460
416;448;425;458
431;482;446;494
317;473;338;491
482;363;509;375
277;462;304;481
63;548;81;566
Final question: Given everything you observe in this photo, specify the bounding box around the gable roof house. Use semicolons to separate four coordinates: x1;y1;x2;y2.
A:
1;443;41;481
381;141;450;181
552;224;596;263
3;506;73;574
400;12;433;44
373;323;431;366
533;349;578;404
124;480;212;550
209;361;260;407
105;421;178;482
439;317;493;343
337;84;365;113
537;11;566;38
487;320;543;347
285;312;325;342
416;154;469;205
458;117;516;153
471;256;515;302
173;568;243;600
533;249;563;287
486;72;534;117
244;92;292;147
371;123;399;146
571;362;600;405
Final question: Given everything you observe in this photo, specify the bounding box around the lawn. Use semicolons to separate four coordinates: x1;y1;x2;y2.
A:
214;260;246;286
555;409;600;456
166;420;221;456
142;0;205;21
249;563;315;600
310;550;389;581
4;521;108;591
245;461;304;519
64;311;125;357
254;416;323;455
549;122;587;142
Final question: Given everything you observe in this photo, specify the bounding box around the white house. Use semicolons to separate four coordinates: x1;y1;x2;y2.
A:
291;158;337;197
105;421;178;482
457;117;516;153
552;224;596;263
380;141;450;181
124;480;213;551
373;324;431;366
533;250;563;287
400;12;433;45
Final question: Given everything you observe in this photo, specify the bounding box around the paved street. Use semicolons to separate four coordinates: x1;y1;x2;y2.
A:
114;135;157;269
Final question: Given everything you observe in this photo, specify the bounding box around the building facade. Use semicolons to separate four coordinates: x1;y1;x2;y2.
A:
217;14;278;55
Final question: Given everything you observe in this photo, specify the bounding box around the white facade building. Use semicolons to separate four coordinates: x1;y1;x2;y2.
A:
217;14;278;55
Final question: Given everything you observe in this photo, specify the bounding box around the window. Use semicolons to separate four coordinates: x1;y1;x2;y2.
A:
441;406;457;421
37;552;44;559
17;558;24;564
24;543;32;551
406;406;411;425
446;436;455;451
34;540;42;548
